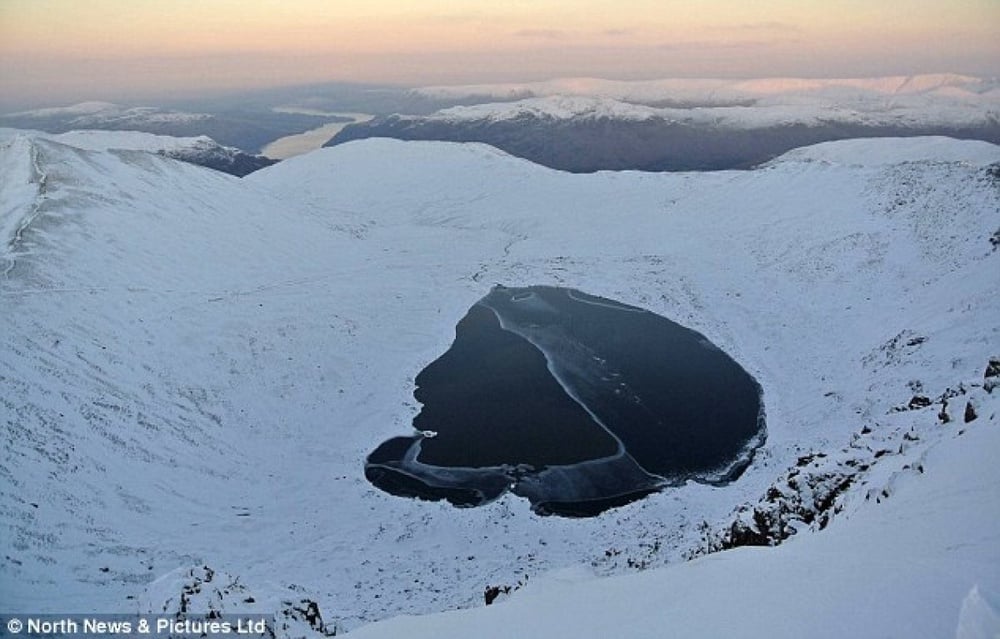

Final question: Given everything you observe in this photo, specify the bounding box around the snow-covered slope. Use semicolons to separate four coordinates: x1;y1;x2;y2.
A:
338;411;1000;639
764;135;1000;166
2;134;998;634
0;128;276;177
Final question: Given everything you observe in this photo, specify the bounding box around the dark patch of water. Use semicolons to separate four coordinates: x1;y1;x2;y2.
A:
365;285;765;517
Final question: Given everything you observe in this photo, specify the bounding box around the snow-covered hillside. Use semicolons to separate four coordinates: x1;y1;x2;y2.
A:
338;414;1000;639
0;129;275;177
1;133;998;635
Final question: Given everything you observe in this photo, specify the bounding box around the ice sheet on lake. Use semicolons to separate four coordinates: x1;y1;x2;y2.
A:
365;285;765;516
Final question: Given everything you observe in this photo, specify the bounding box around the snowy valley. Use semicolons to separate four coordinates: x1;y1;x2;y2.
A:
1;129;999;637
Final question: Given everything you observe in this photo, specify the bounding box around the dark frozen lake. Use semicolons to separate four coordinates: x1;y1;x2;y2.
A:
365;285;765;517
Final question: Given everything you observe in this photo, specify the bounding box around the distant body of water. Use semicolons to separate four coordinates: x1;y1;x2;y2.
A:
262;110;373;159
365;285;765;517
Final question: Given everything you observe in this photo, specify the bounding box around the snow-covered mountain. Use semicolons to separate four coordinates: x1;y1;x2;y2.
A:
2;101;212;128
0;102;336;156
0;128;276;177
329;74;1000;172
414;73;1000;107
2;131;998;635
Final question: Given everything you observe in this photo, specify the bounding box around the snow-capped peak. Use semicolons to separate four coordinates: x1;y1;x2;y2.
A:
435;95;660;122
4;101;211;126
416;73;998;105
5;101;122;118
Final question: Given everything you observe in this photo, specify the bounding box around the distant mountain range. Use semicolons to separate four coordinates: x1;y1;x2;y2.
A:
10;74;997;174
329;74;1000;171
0;101;341;155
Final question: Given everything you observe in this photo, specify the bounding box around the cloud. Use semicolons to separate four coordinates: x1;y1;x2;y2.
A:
512;27;639;42
514;28;566;39
738;21;802;33
697;21;802;37
656;38;799;51
600;28;636;37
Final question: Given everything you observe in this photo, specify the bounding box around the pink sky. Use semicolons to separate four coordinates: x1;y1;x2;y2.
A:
1;0;997;105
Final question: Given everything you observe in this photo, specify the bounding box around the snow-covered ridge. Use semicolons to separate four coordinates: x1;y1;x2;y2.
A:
417;89;998;128
0;135;46;259
6;101;121;117
1;136;998;634
407;73;1000;128
434;96;660;123
4;101;211;126
767;135;1000;166
0;128;275;177
2;127;220;154
417;73;998;104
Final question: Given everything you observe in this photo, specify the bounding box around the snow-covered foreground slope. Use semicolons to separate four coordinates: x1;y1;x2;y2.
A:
2;133;998;634
343;410;1000;639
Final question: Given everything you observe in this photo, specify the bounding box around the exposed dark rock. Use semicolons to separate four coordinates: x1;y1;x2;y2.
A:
484;585;508;605
938;399;951;423
276;599;340;637
699;459;858;553
484;575;528;605
691;371;993;566
864;330;928;370
964;401;978;423
986;163;1000;182
158;145;277;177
985;358;1000;393
142;565;338;638
938;385;968;401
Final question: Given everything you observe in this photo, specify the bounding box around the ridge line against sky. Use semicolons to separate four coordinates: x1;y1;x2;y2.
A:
1;0;998;106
